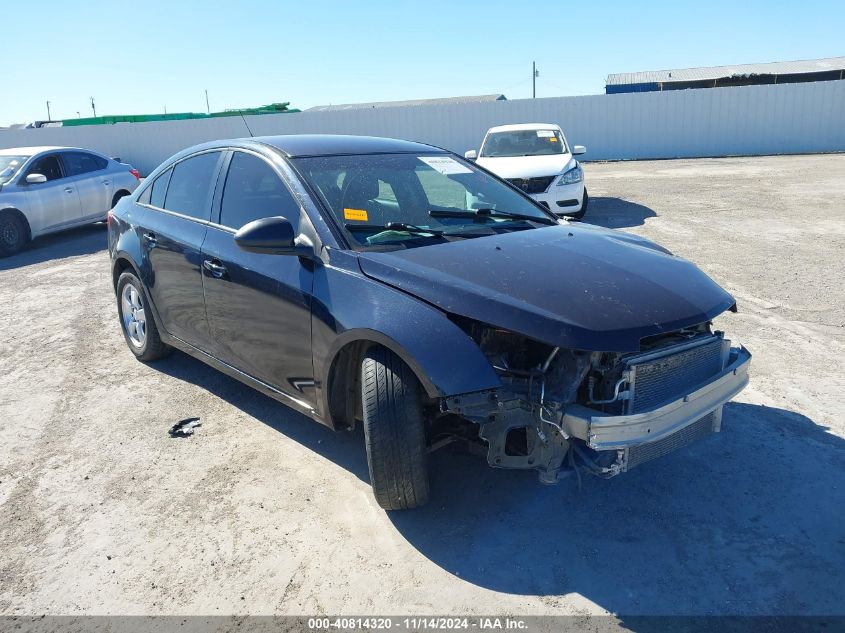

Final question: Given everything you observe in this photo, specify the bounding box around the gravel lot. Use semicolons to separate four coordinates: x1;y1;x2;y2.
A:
1;154;843;621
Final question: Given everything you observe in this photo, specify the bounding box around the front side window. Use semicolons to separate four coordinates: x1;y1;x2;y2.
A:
293;153;555;250
163;152;221;220
62;152;107;177
480;129;567;157
0;155;29;185
219;152;301;231
26;155;63;181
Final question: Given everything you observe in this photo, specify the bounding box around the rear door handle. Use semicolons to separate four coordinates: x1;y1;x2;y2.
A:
102;180;111;186
64;187;74;193
203;259;227;278
143;232;157;248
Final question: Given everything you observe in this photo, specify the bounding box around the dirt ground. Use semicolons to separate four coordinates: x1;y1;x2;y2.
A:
1;154;843;621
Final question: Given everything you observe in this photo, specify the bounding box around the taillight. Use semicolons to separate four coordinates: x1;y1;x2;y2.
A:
129;168;141;180
107;209;114;226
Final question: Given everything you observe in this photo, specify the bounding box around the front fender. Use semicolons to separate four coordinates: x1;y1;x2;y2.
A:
312;250;501;422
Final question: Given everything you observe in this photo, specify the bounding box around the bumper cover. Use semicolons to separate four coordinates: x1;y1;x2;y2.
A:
529;181;585;213
563;346;751;451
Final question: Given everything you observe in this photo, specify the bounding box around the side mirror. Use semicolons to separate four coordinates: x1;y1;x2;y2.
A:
572;145;587;156
464;150;478;161
26;173;47;184
234;216;314;257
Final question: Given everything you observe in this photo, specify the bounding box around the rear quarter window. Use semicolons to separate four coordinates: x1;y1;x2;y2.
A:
149;168;172;208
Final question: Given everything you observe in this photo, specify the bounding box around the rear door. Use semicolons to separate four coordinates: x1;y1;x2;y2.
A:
139;150;224;350
200;150;316;406
21;153;83;233
60;151;112;220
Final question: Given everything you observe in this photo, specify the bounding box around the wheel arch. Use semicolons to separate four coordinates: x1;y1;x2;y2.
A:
111;189;132;208
323;330;447;431
111;253;141;290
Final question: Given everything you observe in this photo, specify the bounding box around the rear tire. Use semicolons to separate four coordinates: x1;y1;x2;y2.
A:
0;212;28;257
361;346;430;510
116;271;171;362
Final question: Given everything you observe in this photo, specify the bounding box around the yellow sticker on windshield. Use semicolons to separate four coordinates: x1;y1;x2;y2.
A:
344;208;369;221
548;137;558;142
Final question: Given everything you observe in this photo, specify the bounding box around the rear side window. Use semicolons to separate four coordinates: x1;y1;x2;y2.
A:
149;168;172;208
63;152;107;176
164;152;221;220
219;152;301;231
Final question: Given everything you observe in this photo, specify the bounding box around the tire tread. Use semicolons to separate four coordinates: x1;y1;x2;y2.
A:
361;346;429;510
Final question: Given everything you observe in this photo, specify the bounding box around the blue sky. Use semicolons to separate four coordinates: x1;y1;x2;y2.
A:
2;0;843;125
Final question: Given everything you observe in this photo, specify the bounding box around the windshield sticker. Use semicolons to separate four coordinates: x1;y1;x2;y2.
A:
536;130;555;137
548;136;558;142
343;208;369;221
418;156;472;175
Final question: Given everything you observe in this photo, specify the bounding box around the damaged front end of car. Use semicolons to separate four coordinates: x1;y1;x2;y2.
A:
436;318;752;484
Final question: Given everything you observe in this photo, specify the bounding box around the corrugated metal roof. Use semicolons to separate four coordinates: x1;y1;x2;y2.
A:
607;56;845;86
307;94;506;112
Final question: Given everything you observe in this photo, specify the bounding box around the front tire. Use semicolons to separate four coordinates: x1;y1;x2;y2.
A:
361;346;430;510
0;212;28;257
116;271;171;361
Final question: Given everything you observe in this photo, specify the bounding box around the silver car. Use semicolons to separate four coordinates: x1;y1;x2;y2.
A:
0;146;141;256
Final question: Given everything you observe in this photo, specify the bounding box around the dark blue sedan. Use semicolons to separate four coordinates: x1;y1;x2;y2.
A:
108;135;750;510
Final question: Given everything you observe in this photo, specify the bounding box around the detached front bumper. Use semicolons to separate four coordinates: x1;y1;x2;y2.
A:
444;341;751;482
563;346;751;471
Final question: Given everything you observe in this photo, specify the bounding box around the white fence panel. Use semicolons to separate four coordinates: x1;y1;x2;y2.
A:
1;81;843;175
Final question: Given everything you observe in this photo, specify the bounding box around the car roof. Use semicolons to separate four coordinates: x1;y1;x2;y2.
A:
253;134;446;157
0;146;109;157
486;123;562;133
0;146;67;156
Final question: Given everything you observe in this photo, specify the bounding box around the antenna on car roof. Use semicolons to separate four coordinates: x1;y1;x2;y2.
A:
238;109;255;138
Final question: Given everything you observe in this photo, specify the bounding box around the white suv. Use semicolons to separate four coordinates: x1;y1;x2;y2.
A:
466;123;587;218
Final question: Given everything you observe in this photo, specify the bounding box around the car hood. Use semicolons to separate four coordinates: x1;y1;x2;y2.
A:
476;153;573;179
356;224;735;352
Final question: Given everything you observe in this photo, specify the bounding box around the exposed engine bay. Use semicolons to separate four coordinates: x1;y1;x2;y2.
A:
434;317;751;484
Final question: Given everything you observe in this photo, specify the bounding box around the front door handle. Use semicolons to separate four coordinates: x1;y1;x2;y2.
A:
102;180;111;186
203;259;227;278
64;187;74;193
142;232;157;248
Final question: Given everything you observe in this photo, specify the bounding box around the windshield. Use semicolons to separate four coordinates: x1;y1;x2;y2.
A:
480;129;567;157
0;155;29;185
293;153;556;250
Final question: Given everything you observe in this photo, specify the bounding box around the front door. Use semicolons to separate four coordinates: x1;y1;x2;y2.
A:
22;153;82;234
200;150;316;408
140;151;224;350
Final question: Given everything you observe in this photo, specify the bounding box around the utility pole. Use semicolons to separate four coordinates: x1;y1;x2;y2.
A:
77;111;81;118
205;90;210;114
46;101;51;121
90;97;97;117
533;61;539;98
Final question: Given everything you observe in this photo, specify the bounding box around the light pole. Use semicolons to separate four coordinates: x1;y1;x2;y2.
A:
46;100;51;121
533;61;539;98
90;97;97;117
205;89;210;114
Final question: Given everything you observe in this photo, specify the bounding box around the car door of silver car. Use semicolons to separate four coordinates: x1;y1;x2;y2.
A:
21;153;83;235
60;151;112;221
